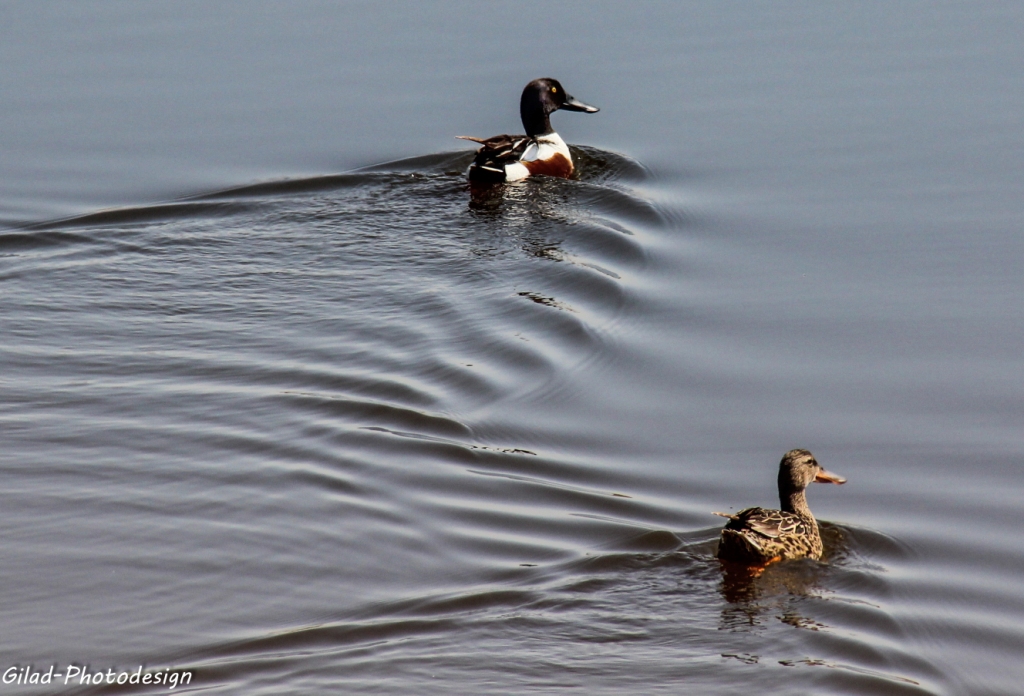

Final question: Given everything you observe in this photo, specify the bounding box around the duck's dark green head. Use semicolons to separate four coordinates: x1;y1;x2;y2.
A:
520;78;599;137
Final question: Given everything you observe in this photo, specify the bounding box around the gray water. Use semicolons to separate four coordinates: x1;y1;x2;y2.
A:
3;2;1024;694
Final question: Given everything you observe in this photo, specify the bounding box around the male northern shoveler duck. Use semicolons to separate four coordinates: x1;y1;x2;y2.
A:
457;77;599;183
715;449;846;565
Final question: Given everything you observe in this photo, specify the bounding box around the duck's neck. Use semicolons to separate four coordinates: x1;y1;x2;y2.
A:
521;103;554;137
780;488;814;518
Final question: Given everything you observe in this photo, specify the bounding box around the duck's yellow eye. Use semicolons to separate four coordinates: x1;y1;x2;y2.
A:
551;87;557;93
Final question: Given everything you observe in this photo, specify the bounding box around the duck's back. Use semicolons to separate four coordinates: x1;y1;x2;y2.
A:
717;506;823;564
459;133;574;183
459;134;532;183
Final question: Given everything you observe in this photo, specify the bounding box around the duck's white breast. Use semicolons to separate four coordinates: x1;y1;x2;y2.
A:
504;133;571;182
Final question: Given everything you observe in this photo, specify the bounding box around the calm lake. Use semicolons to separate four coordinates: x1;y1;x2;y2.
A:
3;2;1023;694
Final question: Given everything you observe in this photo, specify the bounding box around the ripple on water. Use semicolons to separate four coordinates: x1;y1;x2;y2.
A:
0;149;985;696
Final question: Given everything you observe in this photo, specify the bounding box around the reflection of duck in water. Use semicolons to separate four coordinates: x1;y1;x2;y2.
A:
715;449;846;565
457;78;599;184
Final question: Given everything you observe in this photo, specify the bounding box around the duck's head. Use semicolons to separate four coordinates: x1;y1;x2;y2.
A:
778;449;846;495
520;78;599;137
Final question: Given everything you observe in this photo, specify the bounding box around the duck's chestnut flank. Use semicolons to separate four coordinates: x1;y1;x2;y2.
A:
457;78;599;184
522;152;573;179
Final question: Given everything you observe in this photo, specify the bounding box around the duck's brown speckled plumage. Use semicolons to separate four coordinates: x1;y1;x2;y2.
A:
716;449;846;565
718;506;824;564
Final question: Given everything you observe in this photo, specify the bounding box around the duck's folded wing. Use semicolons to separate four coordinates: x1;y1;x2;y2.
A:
457;134;532;170
729;507;786;539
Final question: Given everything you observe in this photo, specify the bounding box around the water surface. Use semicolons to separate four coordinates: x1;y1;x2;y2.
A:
3;3;1024;694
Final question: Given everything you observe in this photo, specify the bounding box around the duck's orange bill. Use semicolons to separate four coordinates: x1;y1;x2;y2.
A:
814;469;847;484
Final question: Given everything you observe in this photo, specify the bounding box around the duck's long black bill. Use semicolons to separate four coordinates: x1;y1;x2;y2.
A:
561;95;600;113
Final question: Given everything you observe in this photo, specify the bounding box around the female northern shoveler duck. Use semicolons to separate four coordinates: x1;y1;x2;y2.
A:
715;449;846;565
457;77;599;184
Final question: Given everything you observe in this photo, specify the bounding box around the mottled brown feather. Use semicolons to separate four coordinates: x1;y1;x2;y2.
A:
717;507;822;564
715;449;845;566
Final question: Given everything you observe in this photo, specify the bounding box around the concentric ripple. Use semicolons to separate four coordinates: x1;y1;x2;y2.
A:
4;147;1022;696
